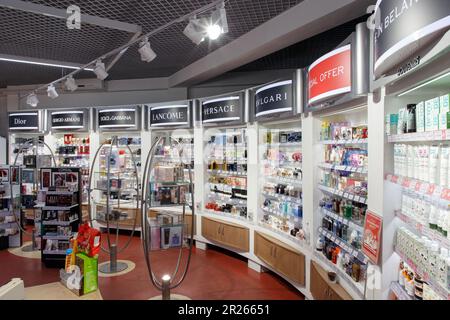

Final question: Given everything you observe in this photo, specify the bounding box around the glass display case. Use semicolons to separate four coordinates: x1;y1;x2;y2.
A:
258;119;304;242
203;127;249;221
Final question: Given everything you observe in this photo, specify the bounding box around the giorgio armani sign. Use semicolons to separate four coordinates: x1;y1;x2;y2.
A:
150;105;189;127
255;80;293;117
202;96;242;124
51;111;84;129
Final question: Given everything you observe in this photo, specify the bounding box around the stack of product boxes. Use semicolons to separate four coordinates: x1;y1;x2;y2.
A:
386;94;450;135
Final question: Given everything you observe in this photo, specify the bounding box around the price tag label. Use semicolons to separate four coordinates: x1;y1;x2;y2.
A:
415;181;422;192
402;178;410;188
442;130;447;140
427;184;436;196
343;192;349;199
391;175;399;183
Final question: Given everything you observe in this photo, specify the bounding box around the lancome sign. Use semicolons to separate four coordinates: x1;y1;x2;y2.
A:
150;105;189;127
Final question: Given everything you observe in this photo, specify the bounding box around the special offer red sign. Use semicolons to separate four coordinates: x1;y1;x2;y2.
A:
308;44;352;105
362;210;383;265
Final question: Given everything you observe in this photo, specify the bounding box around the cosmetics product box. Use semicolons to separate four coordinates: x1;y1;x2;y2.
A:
386;114;398;135
439;112;449;130
398;108;406;134
75;253;98;295
425;99;439;132
440;94;449;113
416;102;425;132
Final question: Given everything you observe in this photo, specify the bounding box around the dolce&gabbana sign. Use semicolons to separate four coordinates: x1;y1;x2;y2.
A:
150;105;189;127
202;96;242;123
9;112;39;130
255;80;293;117
51;111;84;129
98;108;137;128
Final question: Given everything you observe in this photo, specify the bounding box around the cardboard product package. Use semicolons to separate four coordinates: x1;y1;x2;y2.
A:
76;253;98;295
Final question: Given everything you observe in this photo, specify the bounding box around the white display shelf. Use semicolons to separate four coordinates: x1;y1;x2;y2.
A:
208;192;246;203
262;159;302;167
265;175;302;185
261;191;302;205
208;183;247;192
320;207;364;233
206;169;247;176
42;234;73;240
313;251;365;298
43;250;67;255
390;281;413;300
394;249;450;300
55;154;89;157
266;142;302;148
318;184;367;205
260;206;302;222
319;138;367;145
319;163;367;174
257;221;306;247
203;209;251;223
318;227;368;264
42;218;78;226
206;157;247;164
387;130;450;143
385;173;450;202
42;204;78;211
395;210;450;250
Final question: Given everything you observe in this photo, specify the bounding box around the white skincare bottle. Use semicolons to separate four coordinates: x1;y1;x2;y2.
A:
438;248;448;286
429;145;440;184
440;145;449;187
407;145;414;178
429;205;438;230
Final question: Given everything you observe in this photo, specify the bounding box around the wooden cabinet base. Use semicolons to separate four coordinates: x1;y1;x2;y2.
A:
254;231;305;285
201;217;249;252
310;261;352;300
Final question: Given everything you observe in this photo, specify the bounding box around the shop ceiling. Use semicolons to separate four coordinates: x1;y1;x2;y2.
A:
0;0;373;88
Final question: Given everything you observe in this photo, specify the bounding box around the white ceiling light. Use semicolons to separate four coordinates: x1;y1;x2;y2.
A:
26;93;39;107
93;60;109;80
65;76;78;92
183;17;208;45
47;84;59;99
138;37;157;63
211;2;228;34
206;24;222;40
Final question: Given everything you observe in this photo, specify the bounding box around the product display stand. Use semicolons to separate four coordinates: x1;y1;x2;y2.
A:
141;137;195;300
11;138;56;253
87;136;139;274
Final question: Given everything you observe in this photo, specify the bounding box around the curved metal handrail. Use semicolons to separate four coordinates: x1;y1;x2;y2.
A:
87;136;140;254
11;138;57;236
140;136;195;290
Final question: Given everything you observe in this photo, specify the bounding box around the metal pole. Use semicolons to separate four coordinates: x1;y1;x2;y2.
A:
161;275;171;300
110;243;118;272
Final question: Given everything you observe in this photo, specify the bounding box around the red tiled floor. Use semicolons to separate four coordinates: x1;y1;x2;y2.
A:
0;231;304;300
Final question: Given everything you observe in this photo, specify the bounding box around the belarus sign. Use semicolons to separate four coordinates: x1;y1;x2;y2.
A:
255;80;293;118
150;105;189;127
51;111;84;129
373;0;450;77
308;44;352;105
9;112;39;130
202;96;242;123
98;109;137;128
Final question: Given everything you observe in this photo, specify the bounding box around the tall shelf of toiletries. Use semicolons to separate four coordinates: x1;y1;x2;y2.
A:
94;133;141;230
203;127;249;222
314;106;369;298
0;165;21;249
258;119;305;244
52;133;90;218
385;89;450;300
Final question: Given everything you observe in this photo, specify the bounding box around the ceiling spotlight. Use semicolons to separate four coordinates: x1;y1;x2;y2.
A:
93;60;109;80
138;37;157;63
65;76;78;92
211;2;228;34
26;93;39;107
183;17;208;45
206;24;222;40
47;84;59;99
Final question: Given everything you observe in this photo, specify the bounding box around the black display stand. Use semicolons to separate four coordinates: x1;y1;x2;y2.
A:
40;167;81;268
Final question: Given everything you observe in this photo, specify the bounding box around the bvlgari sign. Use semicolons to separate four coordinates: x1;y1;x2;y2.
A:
373;0;450;77
150;105;188;127
255;80;293;118
51;111;84;129
202;96;242;123
98;108;137;128
9;112;39;130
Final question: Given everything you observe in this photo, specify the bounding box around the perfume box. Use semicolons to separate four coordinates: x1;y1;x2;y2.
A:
416;102;425;132
440;94;449;113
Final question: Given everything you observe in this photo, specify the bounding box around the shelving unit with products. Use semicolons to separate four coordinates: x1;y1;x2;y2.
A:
258;119;304;243
0;165;21;249
39;168;81;268
313;107;369;298
203;127;249;221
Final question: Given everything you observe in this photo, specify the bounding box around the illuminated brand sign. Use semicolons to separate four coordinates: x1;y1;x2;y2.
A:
202;96;242;123
9;112;39;130
150;105;188;127
255;80;293;117
51;111;84;129
98;109;137;128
